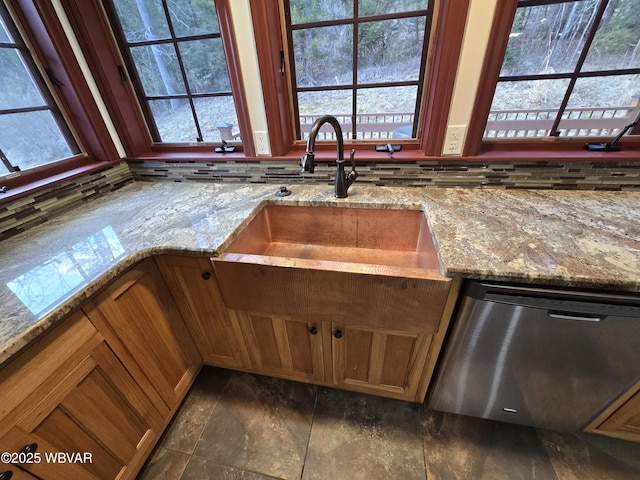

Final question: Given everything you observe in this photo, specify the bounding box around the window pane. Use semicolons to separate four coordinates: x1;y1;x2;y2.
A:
357;86;417;138
289;0;352;24
0;161;10;175
0;111;75;170
130;44;186;96
168;0;219;37
148;98;196;142
359;0;428;17
501;1;597;76
486;79;570;138
583;0;640;71
0;14;11;42
559;74;640;136
113;0;171;42
193;96;240;142
298;90;352;140
1;48;46;109
293;26;353;87
179;39;230;93
358;17;426;83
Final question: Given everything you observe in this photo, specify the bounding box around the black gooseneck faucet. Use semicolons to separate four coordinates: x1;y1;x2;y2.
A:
301;115;358;198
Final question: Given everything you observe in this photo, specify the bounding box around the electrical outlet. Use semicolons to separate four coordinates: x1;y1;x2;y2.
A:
253;131;270;156
444;125;467;156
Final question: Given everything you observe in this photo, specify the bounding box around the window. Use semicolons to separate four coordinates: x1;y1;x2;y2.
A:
283;0;433;141
0;1;80;179
104;0;242;145
485;0;640;140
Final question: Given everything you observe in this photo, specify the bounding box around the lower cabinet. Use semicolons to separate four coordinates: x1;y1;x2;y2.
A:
154;255;249;369
0;311;162;480
231;310;325;383
82;257;201;413
221;309;440;402
332;324;432;401
587;381;640;442
0;467;40;479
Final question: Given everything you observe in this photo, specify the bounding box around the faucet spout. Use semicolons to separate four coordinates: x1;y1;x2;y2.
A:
300;115;357;197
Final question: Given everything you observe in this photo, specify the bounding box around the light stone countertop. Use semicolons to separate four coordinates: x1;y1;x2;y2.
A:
1;181;639;366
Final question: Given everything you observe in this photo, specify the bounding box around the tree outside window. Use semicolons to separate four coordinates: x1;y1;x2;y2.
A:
105;0;241;144
485;0;640;140
0;2;80;179
284;0;433;141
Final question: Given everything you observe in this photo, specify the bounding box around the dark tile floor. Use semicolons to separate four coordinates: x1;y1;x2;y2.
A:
138;366;640;480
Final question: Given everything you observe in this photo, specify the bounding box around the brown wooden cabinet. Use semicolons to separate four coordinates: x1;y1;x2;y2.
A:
215;277;461;402
222;308;455;403
0;311;162;480
231;310;325;383
587;381;640;442
0;467;40;479
82;258;201;413
331;324;432;402
155;255;249;369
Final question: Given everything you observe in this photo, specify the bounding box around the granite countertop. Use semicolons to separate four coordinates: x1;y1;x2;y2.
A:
1;181;639;365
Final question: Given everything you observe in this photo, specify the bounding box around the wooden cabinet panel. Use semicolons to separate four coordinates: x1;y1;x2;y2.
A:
589;381;640;442
155;255;249;369
0;312;98;438
0;311;162;480
0;467;40;479
332;324;432;402
0;466;40;479
83;258;200;411
232;310;324;383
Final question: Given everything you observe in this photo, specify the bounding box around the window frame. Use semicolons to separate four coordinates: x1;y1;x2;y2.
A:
0;0;121;201
251;0;470;159
282;1;434;142
62;0;255;158
465;0;640;158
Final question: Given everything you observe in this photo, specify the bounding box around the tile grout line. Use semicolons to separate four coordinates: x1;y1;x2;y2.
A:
298;385;321;480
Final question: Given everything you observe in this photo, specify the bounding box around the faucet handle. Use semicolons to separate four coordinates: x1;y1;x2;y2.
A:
301;151;315;173
349;149;358;177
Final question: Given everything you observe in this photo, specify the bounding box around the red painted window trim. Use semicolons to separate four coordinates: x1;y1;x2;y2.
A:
0;0;121;199
250;0;470;159
465;0;640;158
62;0;255;159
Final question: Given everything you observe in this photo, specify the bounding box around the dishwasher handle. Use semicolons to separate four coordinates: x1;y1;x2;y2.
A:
482;291;640;318
548;311;603;322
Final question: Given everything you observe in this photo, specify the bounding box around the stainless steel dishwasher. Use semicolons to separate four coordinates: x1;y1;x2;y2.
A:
428;281;640;432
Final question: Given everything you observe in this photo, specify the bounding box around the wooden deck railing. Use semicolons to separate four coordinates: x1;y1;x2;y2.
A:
298;113;414;140
219;101;639;142
484;100;640;139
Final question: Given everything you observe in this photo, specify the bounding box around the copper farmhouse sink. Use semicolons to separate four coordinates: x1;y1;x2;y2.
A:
212;205;452;332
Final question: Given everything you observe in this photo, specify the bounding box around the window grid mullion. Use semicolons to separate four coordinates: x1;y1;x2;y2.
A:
548;0;609;136
159;0;203;142
0;148;17;172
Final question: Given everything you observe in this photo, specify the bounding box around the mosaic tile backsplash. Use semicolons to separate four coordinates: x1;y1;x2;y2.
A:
0;162;133;241
2;158;640;241
128;159;640;190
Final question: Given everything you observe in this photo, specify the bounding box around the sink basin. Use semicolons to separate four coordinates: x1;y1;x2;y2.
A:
213;204;452;332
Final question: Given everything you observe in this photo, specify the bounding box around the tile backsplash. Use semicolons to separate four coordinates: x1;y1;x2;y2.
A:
2;158;640;241
128;159;640;190
0;161;133;241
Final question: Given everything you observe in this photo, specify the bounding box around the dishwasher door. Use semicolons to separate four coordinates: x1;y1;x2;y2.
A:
428;281;640;432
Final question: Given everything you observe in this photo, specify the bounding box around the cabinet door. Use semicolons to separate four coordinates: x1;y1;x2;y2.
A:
155;255;250;369
83;258;200;412
331;324;432;402
591;384;640;442
232;310;324;383
0;467;40;479
0;340;162;480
